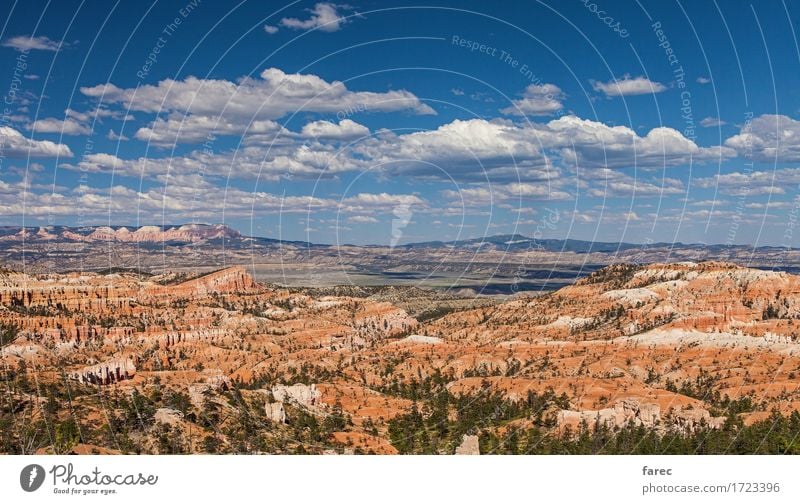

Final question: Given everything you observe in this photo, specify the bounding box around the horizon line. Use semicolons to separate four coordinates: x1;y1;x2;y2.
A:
0;222;797;250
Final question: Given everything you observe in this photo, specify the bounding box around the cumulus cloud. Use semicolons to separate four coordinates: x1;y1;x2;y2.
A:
135;115;286;146
700;117;726;128
1;169;428;226
560;208;645;225
27;107;134;137
347;215;378;224
695;168;800;195
354;119;563;183
61;139;365;181
363;119;540;162
0;126;73;157
2;35;64;52
300;119;369;140
107;129;128;141
280;3;349;32
338;193;425;214
591;76;667;97
367;115;728;177
442;181;571;206
0;178;322;221
64;112;732;188
29;117;92;135
263;25;279;35
724;114;800;162
547;115;733;168
500;83;564;116
586;175;685;198
82;68;433;143
65;107;130;122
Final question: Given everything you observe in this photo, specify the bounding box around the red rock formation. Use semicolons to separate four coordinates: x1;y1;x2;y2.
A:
5;260;800;452
71;358;136;385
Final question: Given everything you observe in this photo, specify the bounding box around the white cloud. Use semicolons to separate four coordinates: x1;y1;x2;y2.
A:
27;107;132;137
544;115;732;168
134;115;285;146
2;35;64;52
725;114;800;162
591;76;667;97
450;88;465;96
1;169;432;225
700;116;726;128
29;117;91;135
500;83;564;116
300;119;369;140
696;77;711;84
65;107;130;122
263;24;279;35
61;140;365;181
280;3;348;32
586;176;685;198
338;193;425;214
0;126;73;157
82;68;434;143
0;179;318;220
744;201;794;210
347;215;378;224
694;168;800;195
357;119;542;170
107;129;128;141
441;182;571;206
66;113;731;187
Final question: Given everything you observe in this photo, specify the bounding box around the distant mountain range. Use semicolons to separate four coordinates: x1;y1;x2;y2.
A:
2;224;800;291
0;225;795;254
0;224;242;244
400;233;799;253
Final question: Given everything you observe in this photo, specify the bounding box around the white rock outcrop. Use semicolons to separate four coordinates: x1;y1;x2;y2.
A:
455;434;480;455
265;402;287;423
272;383;321;407
671;407;727;432
556;398;726;433
154;407;184;426
557;398;660;429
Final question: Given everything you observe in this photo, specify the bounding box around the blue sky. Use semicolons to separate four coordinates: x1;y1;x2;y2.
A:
1;0;800;246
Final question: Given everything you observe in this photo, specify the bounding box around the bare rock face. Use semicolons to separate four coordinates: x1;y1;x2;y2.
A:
556;398;726;433
616;399;661;427
557;398;661;430
154;407;184;426
205;373;231;391
671;408;727;432
0;270;139;313
71;357;135;385
170;266;255;296
265;402;287;423
144;266;257;299
455;434;480;455
272;383;321;407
